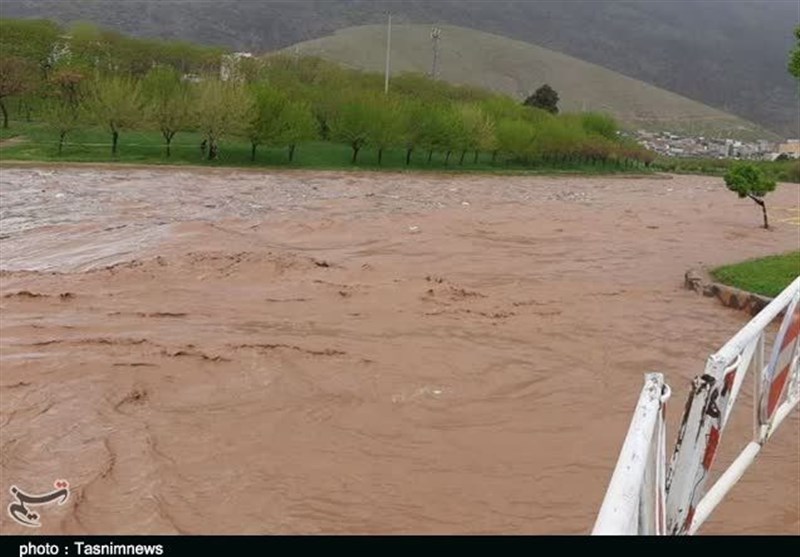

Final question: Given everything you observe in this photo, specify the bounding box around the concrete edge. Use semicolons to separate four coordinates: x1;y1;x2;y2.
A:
684;268;774;317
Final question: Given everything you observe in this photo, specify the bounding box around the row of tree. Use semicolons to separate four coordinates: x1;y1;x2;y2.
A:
0;17;655;168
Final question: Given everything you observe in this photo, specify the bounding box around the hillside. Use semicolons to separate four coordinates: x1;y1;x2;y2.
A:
284;24;778;140
2;0;797;137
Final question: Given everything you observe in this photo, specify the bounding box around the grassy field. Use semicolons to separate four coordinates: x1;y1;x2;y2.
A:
654;157;800;184
0;127;22;141
712;251;800;298
0;121;649;175
287;24;778;141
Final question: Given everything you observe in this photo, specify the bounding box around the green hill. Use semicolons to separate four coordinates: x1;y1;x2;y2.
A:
284;24;780;141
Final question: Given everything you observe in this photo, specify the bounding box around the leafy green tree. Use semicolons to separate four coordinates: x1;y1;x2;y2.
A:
457;104;495;164
365;96;404;165
67;22;108;70
42;99;80;155
331;96;372;164
49;67;86;111
400;100;426;165
150;40;227;75
524;84;559;114
142;66;192;157
235;56;263;84
245;83;286;161
441;108;466;165
0;56;36;128
88;75;143;156
790;26;800;79
482;95;528;121
475;113;497;164
115;35;161;77
277;100;318;162
390;72;491;105
41;67;87;154
496;118;534;163
0;19;61;78
580;112;617;140
724;163;777;229
195;78;250;160
245;84;317;162
531;116;586;164
417;105;459;164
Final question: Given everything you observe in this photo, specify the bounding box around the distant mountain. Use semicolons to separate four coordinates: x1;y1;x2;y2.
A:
285;24;775;139
2;0;797;137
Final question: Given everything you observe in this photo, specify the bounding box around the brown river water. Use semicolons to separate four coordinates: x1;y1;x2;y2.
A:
0;166;798;534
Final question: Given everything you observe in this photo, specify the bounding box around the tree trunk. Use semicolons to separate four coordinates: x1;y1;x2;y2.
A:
163;132;174;158
351;145;360;164
491;150;498;164
250;142;257;162
473;150;479;164
459;150;466;165
445;150;452;165
0;100;7;129
58;131;66;155
427;150;433;164
111;129;119;156
289;144;296;162
406;147;413;165
207;139;217;160
749;194;769;229
378;147;383;165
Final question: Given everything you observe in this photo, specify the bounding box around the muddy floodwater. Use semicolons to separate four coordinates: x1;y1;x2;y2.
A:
0;165;798;534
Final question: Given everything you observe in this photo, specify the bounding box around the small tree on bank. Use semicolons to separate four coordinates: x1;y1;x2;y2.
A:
724;163;777;229
42;99;79;154
331;97;372;164
245;84;286;162
42;68;87;154
195;79;250;160
366;96;403;165
89;76;143;156
277;100;318;162
142;66;192;158
458;104;495;164
0;55;36;128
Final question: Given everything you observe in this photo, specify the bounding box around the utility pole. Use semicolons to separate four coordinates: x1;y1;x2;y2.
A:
384;12;392;94
430;26;441;80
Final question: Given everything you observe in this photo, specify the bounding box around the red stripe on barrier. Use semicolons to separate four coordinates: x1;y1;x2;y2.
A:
683;506;696;532
702;426;720;470
781;309;800;350
723;370;735;395
767;365;790;417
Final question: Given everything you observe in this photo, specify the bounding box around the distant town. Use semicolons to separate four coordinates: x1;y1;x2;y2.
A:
631;130;800;161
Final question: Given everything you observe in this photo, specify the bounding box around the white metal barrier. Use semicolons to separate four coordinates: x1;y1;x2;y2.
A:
593;276;800;535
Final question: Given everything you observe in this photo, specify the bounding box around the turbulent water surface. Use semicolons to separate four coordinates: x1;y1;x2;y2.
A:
1;166;798;534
